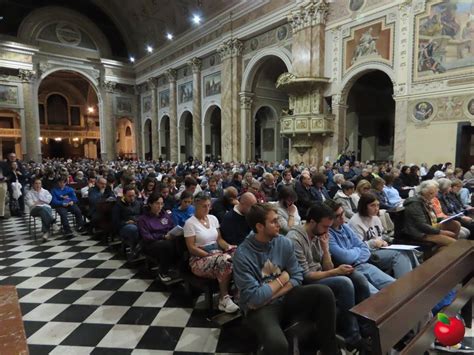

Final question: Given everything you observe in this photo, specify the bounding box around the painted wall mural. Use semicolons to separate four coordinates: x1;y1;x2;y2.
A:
0;85;18;105
415;0;474;80
204;72;221;97
142;95;151;113
178;82;193;104
116;97;132;115
159;90;169;108
344;20;393;72
410;94;474;123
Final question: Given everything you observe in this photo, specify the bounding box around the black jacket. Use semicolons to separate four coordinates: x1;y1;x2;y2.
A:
402;196;440;240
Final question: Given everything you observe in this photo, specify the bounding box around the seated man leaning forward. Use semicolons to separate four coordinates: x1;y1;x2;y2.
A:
287;203;371;352
325;199;395;295
233;203;339;355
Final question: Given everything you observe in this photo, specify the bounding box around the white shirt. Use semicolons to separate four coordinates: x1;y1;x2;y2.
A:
25;188;52;212
184;215;220;247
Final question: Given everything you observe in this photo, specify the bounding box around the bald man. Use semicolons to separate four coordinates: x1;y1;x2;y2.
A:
221;192;257;245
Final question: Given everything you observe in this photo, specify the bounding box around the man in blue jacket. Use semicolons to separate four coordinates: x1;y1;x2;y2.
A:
233;203;339;355
51;177;85;236
325;199;394;294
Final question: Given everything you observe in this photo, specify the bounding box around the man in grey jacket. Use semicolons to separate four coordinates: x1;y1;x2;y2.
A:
287;203;371;351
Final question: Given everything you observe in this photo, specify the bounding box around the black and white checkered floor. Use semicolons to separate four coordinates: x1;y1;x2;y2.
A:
0;214;257;355
1;215;473;355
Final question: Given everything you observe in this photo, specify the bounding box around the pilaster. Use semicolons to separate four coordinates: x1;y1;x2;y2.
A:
147;78;159;160
166;69;178;162
239;92;254;162
188;57;203;161
99;80;116;161
19;69;41;162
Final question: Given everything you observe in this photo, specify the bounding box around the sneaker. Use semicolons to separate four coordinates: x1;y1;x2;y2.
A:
218;295;239;313
41;232;49;242
51;223;60;232
158;272;172;283
432;341;473;353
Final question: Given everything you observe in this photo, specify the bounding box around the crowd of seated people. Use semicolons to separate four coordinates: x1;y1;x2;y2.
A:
1;153;473;354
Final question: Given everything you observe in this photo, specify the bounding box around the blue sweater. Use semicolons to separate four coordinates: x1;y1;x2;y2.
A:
51;186;78;207
172;205;195;227
233;232;303;313
328;224;371;266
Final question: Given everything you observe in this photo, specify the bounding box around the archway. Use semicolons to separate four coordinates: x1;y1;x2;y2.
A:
345;70;395;161
203;105;221;160
37;70;100;158
250;56;290;161
179;111;193;161
160;115;170;160
144;119;152;160
0;110;22;159
116;118;136;159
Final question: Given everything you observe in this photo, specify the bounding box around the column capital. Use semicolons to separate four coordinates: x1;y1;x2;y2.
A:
100;80;117;93
146;77;158;90
18;69;37;83
165;68;177;82
217;38;243;61
187;57;202;73
288;0;329;33
239;91;254;109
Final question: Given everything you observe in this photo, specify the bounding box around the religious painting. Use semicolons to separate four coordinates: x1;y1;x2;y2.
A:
413;101;435;121
142;95;151;113
344;20;392;71
0;85;18;105
116;97;132;115
415;0;474;81
466;98;474;116
159;90;169;108
204;73;221;97
179;82;193;103
349;0;365;12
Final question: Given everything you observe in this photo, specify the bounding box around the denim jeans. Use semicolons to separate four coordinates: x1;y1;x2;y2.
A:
355;262;395;295
372;249;413;278
119;223;139;250
30;206;54;233
56;204;84;234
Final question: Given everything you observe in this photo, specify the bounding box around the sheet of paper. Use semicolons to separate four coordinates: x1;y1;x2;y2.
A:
438;212;464;224
381;244;419;250
168;225;184;237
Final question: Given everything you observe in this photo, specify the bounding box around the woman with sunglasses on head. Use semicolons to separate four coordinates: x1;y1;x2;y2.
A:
183;193;239;313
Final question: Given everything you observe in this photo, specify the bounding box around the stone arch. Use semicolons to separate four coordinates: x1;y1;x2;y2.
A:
241;47;293;92
34;68;103;159
203;104;222;159
116;117;135;158
340;63;395;105
143;118;152;160
178;110;193;161
159;115;171;160
17;6;112;58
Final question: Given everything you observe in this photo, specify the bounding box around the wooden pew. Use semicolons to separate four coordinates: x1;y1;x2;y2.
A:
350;239;474;355
0;286;28;355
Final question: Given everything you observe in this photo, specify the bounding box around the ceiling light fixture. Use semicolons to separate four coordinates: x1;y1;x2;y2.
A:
192;14;201;24
166;33;173;40
130;56;135;63
87;107;94;113
146;45;153;53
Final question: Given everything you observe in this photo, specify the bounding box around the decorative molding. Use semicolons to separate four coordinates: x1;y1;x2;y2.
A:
239;92;254;109
165;68;177;82
288;0;329;33
187;57;202;73
217;39;243;61
146;77;158;90
101;80;117;93
18;69;36;82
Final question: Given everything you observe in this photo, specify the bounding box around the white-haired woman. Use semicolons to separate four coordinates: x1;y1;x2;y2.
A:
402;180;458;251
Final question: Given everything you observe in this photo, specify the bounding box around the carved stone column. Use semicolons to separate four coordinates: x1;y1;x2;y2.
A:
188;57;203;161
166;69;178;162
133;85;143;159
331;94;348;159
19;69;41;162
393;97;408;164
148;78;159;160
279;0;330;166
239;92;254;162
217;38;243;162
99;80;117;161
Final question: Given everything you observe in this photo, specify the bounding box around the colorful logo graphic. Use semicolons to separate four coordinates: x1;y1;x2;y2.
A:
434;313;465;347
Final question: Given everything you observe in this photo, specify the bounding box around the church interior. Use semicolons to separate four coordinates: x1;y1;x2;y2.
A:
0;0;473;354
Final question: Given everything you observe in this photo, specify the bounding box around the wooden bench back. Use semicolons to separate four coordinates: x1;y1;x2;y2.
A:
350;240;474;355
0;285;28;355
